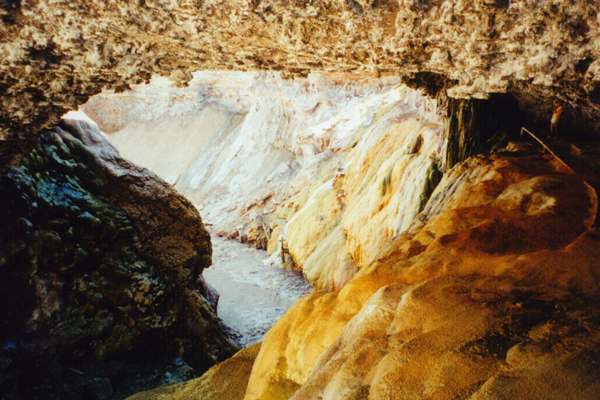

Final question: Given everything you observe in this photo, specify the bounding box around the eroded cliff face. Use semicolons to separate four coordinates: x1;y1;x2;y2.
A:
0;119;237;399
79;72;417;251
110;113;600;400
1;0;599;139
2;2;599;399
271;88;444;289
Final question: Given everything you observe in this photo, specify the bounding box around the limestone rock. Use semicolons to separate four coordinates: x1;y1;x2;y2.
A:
278;89;445;290
82;75;446;290
0;119;238;399
79;72;409;251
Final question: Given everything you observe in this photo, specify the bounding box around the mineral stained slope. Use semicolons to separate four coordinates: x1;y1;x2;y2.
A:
98;71;600;399
245;146;600;400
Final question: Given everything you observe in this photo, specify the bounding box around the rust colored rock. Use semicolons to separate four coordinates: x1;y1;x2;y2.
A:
245;148;600;400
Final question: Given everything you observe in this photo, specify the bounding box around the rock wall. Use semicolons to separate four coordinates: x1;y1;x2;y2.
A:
1;1;598;139
78;81;600;400
116;129;600;400
1;1;599;399
245;145;600;400
80;73;455;291
272;88;444;289
80;72;416;250
0;119;237;399
4;38;593;400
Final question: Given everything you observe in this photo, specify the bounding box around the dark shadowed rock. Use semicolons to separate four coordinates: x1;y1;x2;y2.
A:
84;377;113;400
0;119;238;399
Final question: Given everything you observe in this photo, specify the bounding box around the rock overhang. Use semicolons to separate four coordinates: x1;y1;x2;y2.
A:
0;0;598;139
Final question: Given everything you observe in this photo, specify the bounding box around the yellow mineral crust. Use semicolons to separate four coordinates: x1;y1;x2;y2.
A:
281;113;444;290
245;150;600;400
286;180;343;268
341;118;443;269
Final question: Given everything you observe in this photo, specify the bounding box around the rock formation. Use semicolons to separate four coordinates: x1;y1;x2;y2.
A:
1;1;600;399
0;119;237;399
128;343;261;400
78;72;410;250
245;146;600;399
276;89;444;289
1;1;599;140
78;71;600;400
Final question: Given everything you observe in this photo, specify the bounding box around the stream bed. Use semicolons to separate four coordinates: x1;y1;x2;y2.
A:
203;236;312;346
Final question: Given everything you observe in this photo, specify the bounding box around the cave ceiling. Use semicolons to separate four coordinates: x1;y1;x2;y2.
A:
1;0;598;139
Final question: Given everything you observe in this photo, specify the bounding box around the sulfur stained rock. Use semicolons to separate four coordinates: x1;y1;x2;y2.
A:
279;95;445;290
1;1;599;140
244;147;600;400
0;118;238;399
340;117;444;268
286;179;344;270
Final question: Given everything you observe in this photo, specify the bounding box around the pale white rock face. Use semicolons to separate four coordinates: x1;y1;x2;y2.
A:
78;71;448;290
79;72;432;230
75;72;446;289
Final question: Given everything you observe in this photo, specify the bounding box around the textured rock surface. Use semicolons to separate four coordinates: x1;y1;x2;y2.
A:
127;343;261;400
69;71;600;400
80;74;452;291
79;72;409;250
277;94;444;289
0;119;237;399
244;147;600;400
2;2;599;399
1;1;599;139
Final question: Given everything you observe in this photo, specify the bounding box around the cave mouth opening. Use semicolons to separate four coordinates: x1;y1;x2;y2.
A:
63;69;595;289
2;64;598;400
58;70;544;347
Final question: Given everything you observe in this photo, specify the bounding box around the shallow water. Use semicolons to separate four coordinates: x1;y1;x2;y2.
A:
203;236;312;346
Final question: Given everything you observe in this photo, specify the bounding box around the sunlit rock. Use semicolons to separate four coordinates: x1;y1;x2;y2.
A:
273;87;444;289
57;69;600;400
80;72;408;253
2;1;600;400
245;148;600;400
81;73;450;291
